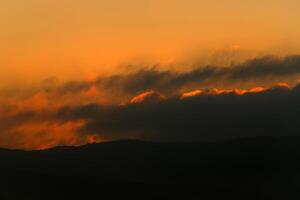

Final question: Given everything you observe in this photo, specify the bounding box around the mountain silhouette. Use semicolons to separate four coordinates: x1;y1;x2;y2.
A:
1;137;300;200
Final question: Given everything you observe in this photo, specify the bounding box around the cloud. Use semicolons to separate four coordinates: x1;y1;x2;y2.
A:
2;55;300;149
0;82;299;149
8;120;94;150
130;91;166;104
55;83;300;142
52;55;300;98
181;90;204;99
4;55;298;106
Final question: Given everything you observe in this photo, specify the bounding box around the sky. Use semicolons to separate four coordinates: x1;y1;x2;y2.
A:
1;0;300;149
1;0;300;86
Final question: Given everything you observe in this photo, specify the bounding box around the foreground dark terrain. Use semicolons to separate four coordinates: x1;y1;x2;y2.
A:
1;137;300;200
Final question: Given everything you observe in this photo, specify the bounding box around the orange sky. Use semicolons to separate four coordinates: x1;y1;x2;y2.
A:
1;0;300;87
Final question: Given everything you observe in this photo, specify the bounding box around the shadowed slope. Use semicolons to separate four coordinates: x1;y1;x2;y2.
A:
1;137;300;199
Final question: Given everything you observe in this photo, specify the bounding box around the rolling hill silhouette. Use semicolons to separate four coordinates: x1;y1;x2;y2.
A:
1;137;300;200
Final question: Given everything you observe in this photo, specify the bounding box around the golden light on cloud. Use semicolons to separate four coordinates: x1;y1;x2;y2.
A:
181;86;270;99
275;82;291;89
130;91;166;104
248;87;267;93
181;90;204;99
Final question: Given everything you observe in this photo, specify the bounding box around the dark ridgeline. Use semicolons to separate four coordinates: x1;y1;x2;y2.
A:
1;137;300;200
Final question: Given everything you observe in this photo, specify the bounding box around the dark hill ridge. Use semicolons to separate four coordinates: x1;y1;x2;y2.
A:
1;136;300;200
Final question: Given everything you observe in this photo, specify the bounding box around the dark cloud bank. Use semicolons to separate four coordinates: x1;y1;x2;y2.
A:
57;83;300;142
58;55;300;96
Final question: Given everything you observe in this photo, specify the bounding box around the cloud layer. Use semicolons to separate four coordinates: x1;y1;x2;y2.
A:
57;83;300;142
1;55;300;149
52;55;300;99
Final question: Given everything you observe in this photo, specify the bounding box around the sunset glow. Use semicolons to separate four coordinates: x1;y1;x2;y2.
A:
1;0;300;149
